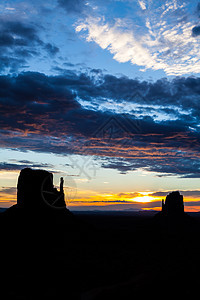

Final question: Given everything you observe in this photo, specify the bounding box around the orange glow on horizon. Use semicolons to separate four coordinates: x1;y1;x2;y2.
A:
1;184;200;212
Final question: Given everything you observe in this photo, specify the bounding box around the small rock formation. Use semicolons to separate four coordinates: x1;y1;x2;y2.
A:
155;191;190;233
162;191;184;216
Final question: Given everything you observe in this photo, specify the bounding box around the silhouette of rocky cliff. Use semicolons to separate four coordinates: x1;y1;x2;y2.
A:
162;191;184;216
3;167;74;218
155;191;194;233
17;168;66;209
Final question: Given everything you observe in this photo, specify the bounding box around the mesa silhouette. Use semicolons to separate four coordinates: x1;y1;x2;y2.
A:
0;167;87;244
17;168;66;210
154;190;194;233
162;191;184;215
3;167;73;217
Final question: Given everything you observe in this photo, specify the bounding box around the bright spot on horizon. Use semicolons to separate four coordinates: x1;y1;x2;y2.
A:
131;195;154;203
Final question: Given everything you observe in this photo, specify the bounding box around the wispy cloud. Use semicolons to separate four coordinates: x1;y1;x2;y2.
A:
76;17;158;71
76;1;200;75
138;0;146;10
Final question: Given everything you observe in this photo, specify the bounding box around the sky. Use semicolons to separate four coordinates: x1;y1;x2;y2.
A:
0;0;200;211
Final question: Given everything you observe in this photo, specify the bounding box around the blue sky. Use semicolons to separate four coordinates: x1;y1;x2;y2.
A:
0;0;200;210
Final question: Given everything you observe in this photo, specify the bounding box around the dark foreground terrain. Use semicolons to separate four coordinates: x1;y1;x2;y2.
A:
1;209;200;299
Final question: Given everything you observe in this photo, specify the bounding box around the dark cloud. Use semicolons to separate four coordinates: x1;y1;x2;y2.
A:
44;43;59;56
0;187;16;195
185;201;200;206
0;19;59;72
70;203;161;211
151;191;200;198
101;159;138;174
0;56;27;73
56;71;200;124
0;70;200;178
0;161;53;171
179;191;200;197
57;0;88;14
5;21;40;41
0;20;41;50
0;71;199;134
117;192;141;198
151;191;168;197
100;155;200;179
192;25;200;36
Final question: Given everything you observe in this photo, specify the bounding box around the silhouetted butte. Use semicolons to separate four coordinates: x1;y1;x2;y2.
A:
162;191;184;216
0;168;86;238
155;191;193;232
17;168;66;210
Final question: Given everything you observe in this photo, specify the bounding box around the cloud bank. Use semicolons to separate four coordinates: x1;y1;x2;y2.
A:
0;69;200;178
